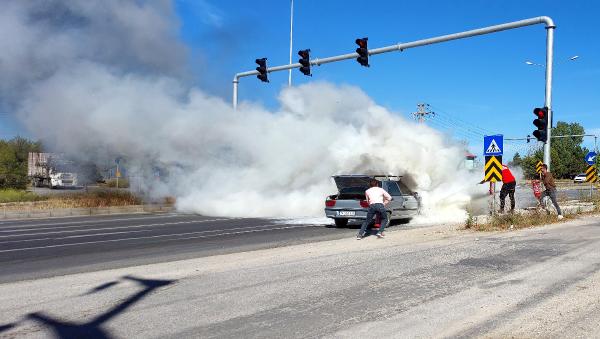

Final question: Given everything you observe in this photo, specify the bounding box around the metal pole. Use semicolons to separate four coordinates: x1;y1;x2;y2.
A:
232;16;556;123
594;136;600;197
232;78;239;110
543;23;556;169
288;0;294;87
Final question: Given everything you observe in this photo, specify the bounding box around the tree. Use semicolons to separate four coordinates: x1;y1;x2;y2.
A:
520;122;589;179
0;137;42;189
510;152;523;167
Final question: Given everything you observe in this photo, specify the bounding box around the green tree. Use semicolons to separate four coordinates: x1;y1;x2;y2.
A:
549;122;588;178
0;137;42;189
520;122;589;179
510;152;523;167
521;149;543;179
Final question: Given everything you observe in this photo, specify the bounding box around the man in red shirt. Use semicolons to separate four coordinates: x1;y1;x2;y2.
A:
499;164;516;213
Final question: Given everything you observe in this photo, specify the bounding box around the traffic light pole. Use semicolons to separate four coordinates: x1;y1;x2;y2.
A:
232;16;556;164
543;23;555;169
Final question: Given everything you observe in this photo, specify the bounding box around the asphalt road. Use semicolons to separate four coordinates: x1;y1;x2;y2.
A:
0;212;398;283
2;215;600;338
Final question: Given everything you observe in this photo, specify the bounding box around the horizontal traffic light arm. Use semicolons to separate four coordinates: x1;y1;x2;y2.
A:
505;134;597;141
234;16;554;91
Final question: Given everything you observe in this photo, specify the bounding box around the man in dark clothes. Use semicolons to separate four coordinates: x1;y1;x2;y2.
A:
499;164;517;213
540;164;563;219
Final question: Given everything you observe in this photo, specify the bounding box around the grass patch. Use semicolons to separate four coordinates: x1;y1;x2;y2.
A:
0;189;47;203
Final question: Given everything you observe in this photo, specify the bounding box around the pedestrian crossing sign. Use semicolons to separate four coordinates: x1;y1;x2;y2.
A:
484;135;503;156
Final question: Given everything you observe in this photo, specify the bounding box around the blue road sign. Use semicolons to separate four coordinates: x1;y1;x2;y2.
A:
586;151;597;165
484;135;503;156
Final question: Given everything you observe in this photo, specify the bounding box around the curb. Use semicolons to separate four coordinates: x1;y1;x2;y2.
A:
0;204;175;220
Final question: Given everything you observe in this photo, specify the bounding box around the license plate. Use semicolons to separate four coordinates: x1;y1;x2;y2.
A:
337;211;355;216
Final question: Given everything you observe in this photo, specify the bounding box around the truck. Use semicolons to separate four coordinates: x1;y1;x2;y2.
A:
324;174;421;227
28;152;79;189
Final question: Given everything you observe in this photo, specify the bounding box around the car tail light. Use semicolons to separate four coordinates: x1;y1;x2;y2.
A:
325;199;336;207
359;200;369;208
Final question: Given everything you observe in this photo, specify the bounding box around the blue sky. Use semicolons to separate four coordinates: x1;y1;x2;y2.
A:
3;1;599;161
174;0;600;161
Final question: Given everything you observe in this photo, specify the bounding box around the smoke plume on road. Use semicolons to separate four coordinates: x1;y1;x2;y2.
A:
1;0;481;222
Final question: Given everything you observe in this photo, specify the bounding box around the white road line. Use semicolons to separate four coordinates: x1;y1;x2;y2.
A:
0;224;322;253
0;213;207;230
0;224;285;245
0;219;232;238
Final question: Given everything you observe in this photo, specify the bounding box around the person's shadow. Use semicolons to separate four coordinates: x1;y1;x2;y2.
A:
21;275;174;339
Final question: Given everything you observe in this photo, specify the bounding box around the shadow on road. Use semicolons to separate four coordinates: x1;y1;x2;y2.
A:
11;275;175;339
0;323;16;333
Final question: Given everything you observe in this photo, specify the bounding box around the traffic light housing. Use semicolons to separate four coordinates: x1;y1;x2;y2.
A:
355;38;369;67
298;49;311;76
255;58;269;82
532;107;549;142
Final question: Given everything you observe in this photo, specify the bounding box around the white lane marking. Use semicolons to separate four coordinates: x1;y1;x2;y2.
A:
0;219;232;238
0;224;323;253
0;213;205;230
0;224;284;244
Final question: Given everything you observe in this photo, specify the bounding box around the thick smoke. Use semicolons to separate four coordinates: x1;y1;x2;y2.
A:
1;0;481;221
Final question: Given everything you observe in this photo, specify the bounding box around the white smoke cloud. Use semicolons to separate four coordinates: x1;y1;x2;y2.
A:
2;0;483;221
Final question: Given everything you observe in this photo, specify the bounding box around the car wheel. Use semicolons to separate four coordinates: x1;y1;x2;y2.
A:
334;219;348;228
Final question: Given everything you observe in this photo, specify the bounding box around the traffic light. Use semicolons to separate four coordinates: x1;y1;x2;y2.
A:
298;49;311;76
255;58;269;82
355;37;369;67
532;107;549;142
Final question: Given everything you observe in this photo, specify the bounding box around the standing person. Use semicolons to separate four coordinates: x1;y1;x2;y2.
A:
540;164;564;219
357;179;392;240
499;164;517;213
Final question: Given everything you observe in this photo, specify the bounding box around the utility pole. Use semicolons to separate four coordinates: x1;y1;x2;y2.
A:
288;0;294;87
412;103;435;123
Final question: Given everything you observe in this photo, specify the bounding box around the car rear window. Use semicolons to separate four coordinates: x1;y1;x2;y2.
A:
386;182;402;196
397;180;414;195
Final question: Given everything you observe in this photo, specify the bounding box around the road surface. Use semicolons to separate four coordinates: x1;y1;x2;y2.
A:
0;212;410;283
1;214;600;338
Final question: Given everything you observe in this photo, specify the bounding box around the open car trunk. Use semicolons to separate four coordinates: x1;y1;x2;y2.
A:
332;175;371;200
332;175;371;190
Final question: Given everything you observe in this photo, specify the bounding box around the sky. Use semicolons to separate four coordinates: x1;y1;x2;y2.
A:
2;0;599;161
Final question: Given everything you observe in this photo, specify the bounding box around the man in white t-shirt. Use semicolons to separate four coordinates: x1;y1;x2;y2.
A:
357;179;392;239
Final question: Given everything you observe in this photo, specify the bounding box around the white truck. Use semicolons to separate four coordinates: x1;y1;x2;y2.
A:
28;152;79;189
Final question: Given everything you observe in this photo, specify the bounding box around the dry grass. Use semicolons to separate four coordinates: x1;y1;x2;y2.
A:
466;210;576;232
0;190;143;210
105;178;130;188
